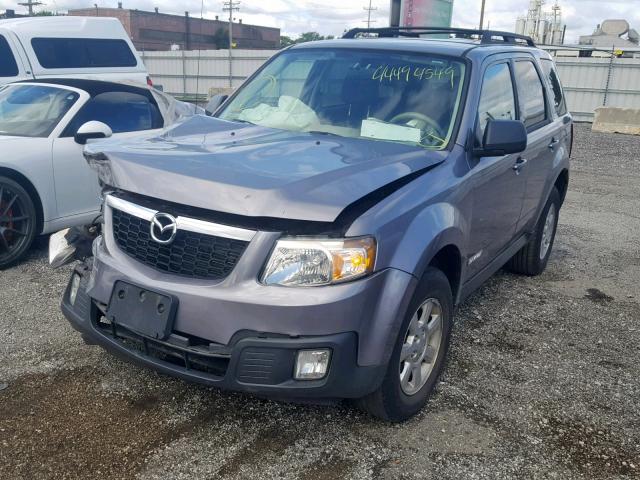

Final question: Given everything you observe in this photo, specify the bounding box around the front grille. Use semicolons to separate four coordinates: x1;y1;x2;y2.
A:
94;313;230;378
111;208;248;279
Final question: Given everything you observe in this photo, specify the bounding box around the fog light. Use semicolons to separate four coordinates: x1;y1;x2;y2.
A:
69;274;81;306
294;349;331;380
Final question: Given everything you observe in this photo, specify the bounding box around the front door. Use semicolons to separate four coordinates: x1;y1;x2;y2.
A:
50;136;103;218
466;61;526;277
52;90;165;219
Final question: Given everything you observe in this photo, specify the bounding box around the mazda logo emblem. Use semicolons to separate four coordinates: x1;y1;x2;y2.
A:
150;212;177;244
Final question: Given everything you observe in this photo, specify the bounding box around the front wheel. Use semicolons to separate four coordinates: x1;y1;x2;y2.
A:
356;267;453;422
506;187;561;276
0;176;37;269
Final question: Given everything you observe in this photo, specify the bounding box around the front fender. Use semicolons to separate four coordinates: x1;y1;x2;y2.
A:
387;202;465;278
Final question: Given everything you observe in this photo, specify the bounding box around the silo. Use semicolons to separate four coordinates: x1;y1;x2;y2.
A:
516;17;526;35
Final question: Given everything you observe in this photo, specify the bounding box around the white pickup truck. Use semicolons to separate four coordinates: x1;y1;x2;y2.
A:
0;16;149;86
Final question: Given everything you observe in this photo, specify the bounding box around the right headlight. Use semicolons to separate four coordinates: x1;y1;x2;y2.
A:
261;236;377;287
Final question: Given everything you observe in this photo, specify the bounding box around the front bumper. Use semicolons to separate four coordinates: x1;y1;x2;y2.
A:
62;265;394;399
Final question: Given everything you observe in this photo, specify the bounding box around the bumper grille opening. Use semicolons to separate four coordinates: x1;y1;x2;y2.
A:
111;208;248;280
95;313;229;378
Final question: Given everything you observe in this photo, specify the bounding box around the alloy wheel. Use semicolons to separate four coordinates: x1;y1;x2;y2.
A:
0;182;33;264
399;298;443;396
539;204;556;260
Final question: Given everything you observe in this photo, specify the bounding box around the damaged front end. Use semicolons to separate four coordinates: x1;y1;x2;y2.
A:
49;222;101;269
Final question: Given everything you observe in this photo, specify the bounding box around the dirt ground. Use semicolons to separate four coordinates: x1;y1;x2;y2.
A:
1;124;639;480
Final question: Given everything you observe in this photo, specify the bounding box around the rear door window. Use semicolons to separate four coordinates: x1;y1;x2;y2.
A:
63;91;163;136
31;38;138;69
540;59;567;116
477;62;516;139
0;35;19;77
514;61;547;130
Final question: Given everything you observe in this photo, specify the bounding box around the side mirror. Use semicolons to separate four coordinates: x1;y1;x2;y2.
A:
475;119;527;157
74;121;113;145
205;94;228;116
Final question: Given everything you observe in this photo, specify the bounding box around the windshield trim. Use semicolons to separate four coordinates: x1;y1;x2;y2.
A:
215;46;472;152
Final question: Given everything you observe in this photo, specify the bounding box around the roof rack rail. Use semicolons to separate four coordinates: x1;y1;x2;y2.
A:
342;26;536;47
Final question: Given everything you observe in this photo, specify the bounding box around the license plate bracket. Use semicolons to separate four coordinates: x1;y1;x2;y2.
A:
106;281;177;340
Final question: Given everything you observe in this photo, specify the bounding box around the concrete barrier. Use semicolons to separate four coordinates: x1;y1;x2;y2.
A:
592;107;640;135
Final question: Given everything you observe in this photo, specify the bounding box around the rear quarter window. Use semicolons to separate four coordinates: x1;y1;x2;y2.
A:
0;35;19;77
540;59;567;116
31;38;138;69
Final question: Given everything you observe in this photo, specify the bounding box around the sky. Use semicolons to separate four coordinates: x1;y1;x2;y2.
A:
2;0;640;44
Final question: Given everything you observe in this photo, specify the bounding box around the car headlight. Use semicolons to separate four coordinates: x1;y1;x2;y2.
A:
261;237;377;287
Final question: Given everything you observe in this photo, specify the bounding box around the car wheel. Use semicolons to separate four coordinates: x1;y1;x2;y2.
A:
356;267;453;422
506;187;561;276
0;176;37;269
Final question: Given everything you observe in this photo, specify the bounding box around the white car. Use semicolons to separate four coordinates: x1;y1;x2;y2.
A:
0;79;198;268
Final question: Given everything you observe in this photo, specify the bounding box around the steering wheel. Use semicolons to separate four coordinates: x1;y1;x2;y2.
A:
389;112;446;146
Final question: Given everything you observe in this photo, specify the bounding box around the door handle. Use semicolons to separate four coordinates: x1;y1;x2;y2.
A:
548;138;560;150
513;157;528;174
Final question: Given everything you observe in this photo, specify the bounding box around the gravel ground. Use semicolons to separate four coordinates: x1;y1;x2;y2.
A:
1;124;639;479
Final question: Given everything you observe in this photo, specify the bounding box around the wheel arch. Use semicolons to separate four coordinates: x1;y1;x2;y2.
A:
384;201;465;304
554;168;569;206
0;167;44;234
426;244;462;304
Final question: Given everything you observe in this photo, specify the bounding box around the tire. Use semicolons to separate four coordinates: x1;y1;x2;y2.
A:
506;187;561;276
356;267;453;422
0;176;38;269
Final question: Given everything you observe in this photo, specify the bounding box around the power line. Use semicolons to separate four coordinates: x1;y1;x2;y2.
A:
363;0;377;29
223;0;240;88
18;0;43;16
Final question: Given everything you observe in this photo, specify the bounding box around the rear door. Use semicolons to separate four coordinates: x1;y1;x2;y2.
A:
540;57;572;160
512;57;557;233
466;60;526;276
52;91;165;218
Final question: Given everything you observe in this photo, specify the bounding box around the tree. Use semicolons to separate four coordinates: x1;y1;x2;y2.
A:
213;28;230;49
280;32;336;48
280;35;295;48
296;32;325;43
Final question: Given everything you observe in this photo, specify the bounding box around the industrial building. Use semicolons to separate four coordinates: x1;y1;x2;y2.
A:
515;0;566;45
68;5;280;51
579;19;639;49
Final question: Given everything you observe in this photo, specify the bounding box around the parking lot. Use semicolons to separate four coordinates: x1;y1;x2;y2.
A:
0;123;638;479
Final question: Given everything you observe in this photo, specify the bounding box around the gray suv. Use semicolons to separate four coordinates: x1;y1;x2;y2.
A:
58;27;572;421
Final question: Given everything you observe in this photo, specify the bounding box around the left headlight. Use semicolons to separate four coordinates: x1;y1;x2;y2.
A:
261;236;377;287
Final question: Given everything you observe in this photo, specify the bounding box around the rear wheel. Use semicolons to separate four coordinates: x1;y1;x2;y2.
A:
356;267;453;422
0;176;37;269
506;187;560;276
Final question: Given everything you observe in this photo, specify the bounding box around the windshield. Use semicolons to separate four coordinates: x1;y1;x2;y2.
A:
0;84;79;137
219;48;466;149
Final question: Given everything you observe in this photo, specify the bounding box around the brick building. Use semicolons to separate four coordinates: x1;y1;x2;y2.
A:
68;6;280;51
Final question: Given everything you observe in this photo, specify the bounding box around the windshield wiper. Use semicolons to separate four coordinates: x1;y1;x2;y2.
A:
230;118;256;126
306;130;342;137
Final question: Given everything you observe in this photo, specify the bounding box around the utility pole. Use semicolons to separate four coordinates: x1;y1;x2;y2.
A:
479;0;486;30
363;0;377;29
223;0;240;88
18;0;44;16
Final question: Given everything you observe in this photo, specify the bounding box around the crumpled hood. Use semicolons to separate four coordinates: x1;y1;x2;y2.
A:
85;115;447;223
